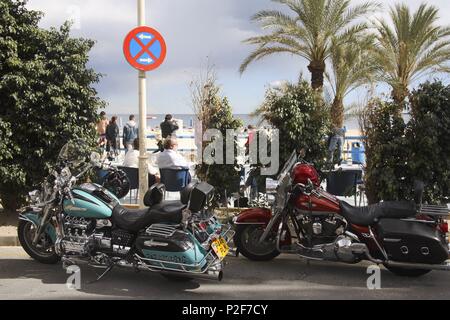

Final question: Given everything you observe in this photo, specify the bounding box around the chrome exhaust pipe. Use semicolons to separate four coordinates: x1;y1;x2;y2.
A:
384;260;450;271
158;269;223;281
115;259;224;281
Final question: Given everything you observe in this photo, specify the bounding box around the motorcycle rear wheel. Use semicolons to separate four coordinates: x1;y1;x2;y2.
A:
384;265;431;277
18;220;60;264
234;225;280;261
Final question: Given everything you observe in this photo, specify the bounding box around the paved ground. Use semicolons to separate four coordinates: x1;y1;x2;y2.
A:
2;247;450;300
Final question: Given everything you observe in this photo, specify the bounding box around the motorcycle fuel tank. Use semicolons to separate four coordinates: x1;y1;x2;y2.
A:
293;192;340;214
63;183;117;219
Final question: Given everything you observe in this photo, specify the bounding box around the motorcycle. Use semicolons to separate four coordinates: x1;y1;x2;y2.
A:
233;150;450;277
18;139;234;282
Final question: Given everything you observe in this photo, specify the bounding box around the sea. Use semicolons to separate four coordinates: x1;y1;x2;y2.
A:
113;114;360;131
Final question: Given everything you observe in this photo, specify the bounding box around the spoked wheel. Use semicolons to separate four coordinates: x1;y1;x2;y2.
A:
234;225;280;261
18;220;60;264
384;265;431;277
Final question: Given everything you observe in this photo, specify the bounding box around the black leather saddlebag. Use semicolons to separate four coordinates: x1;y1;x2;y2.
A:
377;219;448;264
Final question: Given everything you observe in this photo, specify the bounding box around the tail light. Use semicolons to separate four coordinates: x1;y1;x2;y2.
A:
439;222;448;234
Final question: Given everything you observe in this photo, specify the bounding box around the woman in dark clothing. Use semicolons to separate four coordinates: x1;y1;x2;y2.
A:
106;116;120;159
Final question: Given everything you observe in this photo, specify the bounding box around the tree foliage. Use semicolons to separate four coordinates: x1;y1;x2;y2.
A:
373;3;450;106
0;0;105;212
240;0;379;90
407;81;450;203
362;81;449;204
194;83;243;206
256;79;330;172
326;35;378;128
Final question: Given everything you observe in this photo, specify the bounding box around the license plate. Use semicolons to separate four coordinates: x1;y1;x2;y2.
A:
211;237;229;260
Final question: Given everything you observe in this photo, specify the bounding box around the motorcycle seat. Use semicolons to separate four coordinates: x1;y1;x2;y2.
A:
112;201;185;232
340;201;416;226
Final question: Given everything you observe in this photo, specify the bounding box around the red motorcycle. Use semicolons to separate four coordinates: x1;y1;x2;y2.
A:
233;151;450;277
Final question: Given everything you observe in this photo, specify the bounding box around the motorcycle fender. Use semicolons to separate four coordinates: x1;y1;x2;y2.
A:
19;211;57;243
233;208;272;226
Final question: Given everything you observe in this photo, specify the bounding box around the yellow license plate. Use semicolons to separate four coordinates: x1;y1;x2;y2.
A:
211;237;229;260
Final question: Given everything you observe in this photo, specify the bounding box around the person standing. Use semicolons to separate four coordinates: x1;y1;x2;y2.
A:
123;114;138;153
106;116;120;159
96;111;109;148
160;114;179;139
328;126;346;167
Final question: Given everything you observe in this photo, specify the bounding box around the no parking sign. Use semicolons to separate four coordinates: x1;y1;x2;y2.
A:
123;26;167;71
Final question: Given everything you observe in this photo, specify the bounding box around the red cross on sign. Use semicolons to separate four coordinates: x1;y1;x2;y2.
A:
123;26;167;71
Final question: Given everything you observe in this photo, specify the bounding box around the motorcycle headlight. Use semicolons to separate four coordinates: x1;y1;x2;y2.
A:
60;167;72;181
27;190;40;203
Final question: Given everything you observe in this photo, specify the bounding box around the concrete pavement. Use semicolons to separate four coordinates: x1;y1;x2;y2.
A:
1;246;450;300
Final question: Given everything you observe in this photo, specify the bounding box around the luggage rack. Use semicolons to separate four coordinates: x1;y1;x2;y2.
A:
418;204;450;217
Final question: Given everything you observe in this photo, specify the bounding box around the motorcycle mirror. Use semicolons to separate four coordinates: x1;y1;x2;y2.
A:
90;152;101;165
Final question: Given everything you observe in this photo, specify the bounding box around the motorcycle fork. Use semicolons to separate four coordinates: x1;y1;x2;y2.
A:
258;211;281;243
32;206;52;245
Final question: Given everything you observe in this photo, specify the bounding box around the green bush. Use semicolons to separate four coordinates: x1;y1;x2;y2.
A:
195;86;243;206
407;81;450;203
256;79;330;173
363;81;449;204
363;99;411;204
0;1;105;212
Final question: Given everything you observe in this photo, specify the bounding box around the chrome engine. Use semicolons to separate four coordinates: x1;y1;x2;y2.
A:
61;216;96;255
61;216;131;257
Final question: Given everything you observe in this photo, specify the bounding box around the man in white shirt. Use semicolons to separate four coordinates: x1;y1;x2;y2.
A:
156;137;189;169
123;138;160;179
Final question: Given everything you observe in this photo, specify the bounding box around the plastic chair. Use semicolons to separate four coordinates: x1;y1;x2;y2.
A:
118;166;138;203
326;169;363;206
118;166;158;204
159;168;191;196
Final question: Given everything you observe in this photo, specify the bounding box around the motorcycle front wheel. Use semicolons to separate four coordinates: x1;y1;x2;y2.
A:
18;220;60;264
234;225;280;261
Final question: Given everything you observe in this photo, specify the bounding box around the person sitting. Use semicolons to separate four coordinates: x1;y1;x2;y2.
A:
123;138;159;183
156;137;189;169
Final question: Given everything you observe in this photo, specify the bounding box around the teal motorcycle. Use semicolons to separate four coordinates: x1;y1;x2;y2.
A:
18;140;234;282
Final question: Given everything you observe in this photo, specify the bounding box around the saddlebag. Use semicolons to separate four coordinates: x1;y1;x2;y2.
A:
135;224;207;271
377;219;448;264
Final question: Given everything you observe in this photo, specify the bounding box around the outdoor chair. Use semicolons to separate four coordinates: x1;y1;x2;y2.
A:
118;166;159;204
117;166;139;203
326;169;364;206
159;168;191;198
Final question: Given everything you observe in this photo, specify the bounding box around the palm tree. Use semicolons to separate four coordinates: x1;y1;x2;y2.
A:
239;0;380;90
373;3;450;107
326;35;378;128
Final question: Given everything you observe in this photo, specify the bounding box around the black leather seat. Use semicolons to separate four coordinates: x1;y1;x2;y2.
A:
340;201;416;226
112;201;185;232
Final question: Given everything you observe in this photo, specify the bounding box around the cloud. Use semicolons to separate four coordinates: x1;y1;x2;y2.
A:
26;0;450;115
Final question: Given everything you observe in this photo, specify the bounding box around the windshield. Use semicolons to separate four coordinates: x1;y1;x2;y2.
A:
58;139;93;174
274;150;299;210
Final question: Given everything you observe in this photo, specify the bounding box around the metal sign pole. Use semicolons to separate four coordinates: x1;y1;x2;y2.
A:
137;0;148;208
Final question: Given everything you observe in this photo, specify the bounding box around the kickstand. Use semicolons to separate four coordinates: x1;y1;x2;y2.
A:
89;264;114;284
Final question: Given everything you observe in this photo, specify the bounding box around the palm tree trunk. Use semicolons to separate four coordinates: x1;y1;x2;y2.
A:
308;61;325;90
391;86;409;115
331;96;344;128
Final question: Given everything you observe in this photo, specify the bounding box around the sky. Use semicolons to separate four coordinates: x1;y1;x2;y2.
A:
26;0;450;115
